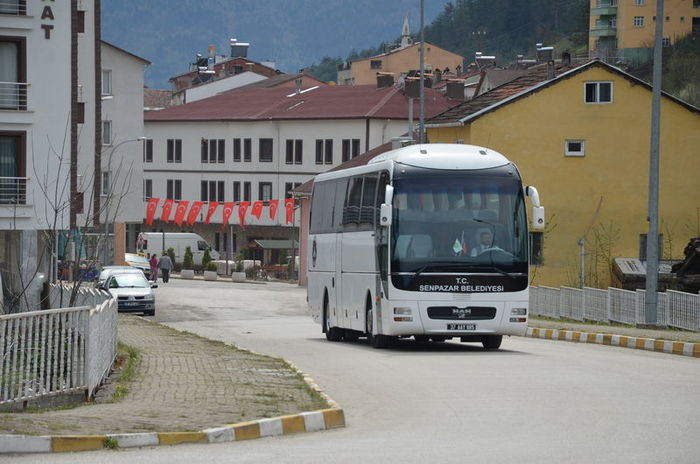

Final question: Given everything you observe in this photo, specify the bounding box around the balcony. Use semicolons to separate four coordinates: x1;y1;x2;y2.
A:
590;25;617;37
0;177;28;205
0;82;28;111
0;1;27;15
592;0;617;16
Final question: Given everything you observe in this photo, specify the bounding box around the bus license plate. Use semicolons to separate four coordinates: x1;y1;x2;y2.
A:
447;323;476;330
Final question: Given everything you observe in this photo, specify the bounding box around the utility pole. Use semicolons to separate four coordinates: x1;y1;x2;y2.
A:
419;0;425;144
644;0;665;325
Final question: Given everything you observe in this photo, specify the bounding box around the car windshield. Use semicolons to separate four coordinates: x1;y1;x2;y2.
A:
109;274;149;289
391;167;528;274
126;255;149;265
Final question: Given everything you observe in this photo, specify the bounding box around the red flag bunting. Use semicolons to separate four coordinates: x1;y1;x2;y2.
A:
238;201;250;229
160;199;174;223
285;198;295;224
268;199;279;220
251;201;263;219
187;201;204;226
145;198;159;226
205;201;219;224
221;201;235;230
174;200;189;227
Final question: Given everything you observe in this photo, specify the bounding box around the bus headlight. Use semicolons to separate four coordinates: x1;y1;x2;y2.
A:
511;308;527;315
393;307;412;315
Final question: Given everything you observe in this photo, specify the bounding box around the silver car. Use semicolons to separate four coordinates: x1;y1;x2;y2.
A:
97;266;144;287
103;273;157;316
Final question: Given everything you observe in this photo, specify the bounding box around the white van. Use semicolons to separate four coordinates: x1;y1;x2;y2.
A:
138;232;219;266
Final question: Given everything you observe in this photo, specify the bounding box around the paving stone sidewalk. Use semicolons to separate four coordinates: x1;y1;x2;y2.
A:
0;316;327;436
530;317;700;343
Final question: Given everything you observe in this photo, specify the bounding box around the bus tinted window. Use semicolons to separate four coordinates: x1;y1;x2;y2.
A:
343;177;363;226
310;181;337;234
360;174;377;227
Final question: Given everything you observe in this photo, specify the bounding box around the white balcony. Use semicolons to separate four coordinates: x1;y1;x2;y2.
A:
0;0;27;15
0;82;28;111
0;177;28;205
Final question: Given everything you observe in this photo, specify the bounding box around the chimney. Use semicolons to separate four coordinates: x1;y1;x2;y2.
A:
295;77;302;94
246;63;254;72
376;73;394;89
207;45;216;72
536;45;554;63
230;38;250;58
433;69;442;84
562;52;572;66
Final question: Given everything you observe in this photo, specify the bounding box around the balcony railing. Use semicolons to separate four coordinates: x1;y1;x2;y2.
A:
0;0;26;15
0;177;28;205
0;82;28;111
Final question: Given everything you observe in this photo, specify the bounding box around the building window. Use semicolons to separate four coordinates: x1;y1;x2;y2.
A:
370;60;382;70
584;82;613;104
634;0;644;5
285;182;302;198
609;16;617;27
101;70;112;96
0;1;27;15
101;171;110;196
233;138;241;162
665;16;670;22
324;139;333;164
243;181;251;202
233;181;241;202
315;140;324;164
143;179;152;201
662;37;671;47
0;132;26;204
166;179;182;200
565;140;585;157
529;232;543;265
0;38;26;111
680;16;685;22
244;138;251;162
633;16;644;27
342;138;361;162
285;139;303;164
201;180;225;202
202;139;225;163
259;182;272;201
102;121;112;145
167;139;182;163
144;139;153;162
259;138;273;162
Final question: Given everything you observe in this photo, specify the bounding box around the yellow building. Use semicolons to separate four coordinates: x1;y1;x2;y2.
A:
337;16;464;85
589;0;700;63
426;60;700;288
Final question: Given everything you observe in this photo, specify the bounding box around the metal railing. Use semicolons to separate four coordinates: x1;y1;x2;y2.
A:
0;1;26;15
0;285;116;405
530;286;700;331
0;82;28;111
0;177;28;205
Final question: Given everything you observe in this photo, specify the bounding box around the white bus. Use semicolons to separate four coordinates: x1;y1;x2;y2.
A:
307;144;544;349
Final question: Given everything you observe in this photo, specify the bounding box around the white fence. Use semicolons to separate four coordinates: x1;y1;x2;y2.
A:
530;286;700;331
0;284;116;405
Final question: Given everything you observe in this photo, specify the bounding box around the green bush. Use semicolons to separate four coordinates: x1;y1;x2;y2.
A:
205;262;218;272
183;246;194;270
166;248;176;265
235;254;244;272
202;249;212;268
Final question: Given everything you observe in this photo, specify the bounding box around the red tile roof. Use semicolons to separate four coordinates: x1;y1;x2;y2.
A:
145;85;456;122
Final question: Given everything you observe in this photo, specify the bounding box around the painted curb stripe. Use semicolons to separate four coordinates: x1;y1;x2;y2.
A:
52;435;106;453
107;433;159;448
157;432;207;446
281;414;306;435
526;327;700;358
0;435;51;454
322;408;346;429
232;421;262;441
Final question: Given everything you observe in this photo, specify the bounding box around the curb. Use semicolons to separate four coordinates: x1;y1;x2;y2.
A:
0;342;344;454
526;327;700;358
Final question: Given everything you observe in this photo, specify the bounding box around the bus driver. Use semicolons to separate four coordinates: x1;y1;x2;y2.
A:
470;228;494;256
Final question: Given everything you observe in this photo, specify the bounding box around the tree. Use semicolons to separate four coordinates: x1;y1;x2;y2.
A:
183;246;194;270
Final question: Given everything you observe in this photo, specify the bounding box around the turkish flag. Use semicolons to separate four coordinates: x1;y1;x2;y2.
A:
187;201;204;226
238;201;250;229
221;201;235;230
251;201;263;219
174;200;189;227
268;199;279;220
145;198;159;226
285;198;295;224
160;199;174;223
205;201;219;224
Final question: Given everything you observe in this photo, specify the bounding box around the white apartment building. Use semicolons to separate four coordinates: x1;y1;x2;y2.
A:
143;84;456;256
0;2;147;311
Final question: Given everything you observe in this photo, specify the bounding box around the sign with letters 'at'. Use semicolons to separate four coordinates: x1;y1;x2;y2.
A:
41;1;56;39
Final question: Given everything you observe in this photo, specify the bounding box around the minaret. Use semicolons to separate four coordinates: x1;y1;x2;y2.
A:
400;14;412;48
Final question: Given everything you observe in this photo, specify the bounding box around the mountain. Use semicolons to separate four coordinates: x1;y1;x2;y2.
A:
102;0;452;88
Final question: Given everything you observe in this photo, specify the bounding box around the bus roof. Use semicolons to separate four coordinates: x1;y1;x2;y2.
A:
369;143;510;170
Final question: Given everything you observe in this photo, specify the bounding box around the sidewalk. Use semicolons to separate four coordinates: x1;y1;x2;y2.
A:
0;315;328;436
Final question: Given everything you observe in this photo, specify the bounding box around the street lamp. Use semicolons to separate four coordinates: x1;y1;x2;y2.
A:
103;136;147;266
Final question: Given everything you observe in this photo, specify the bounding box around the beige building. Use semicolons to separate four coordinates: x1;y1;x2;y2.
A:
589;0;700;63
337;17;464;85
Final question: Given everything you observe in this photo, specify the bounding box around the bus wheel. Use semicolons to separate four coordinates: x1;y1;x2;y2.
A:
324;301;343;342
482;335;502;350
366;306;394;349
343;330;359;342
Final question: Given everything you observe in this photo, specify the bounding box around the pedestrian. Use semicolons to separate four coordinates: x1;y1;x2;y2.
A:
158;252;173;283
149;253;158;282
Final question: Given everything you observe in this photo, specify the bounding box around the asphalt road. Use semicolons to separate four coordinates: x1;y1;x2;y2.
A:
8;278;700;463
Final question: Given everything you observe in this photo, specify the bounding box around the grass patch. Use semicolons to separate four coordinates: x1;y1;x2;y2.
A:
103;436;119;449
113;342;140;402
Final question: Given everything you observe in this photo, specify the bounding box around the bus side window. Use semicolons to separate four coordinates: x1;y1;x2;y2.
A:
359;174;378;228
343;177;363;226
332;179;348;232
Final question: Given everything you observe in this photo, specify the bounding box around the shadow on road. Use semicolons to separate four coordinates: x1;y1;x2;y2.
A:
305;336;531;355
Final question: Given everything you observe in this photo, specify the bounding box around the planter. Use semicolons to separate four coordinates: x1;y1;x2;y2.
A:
181;269;195;279
203;270;218;281
231;272;246;281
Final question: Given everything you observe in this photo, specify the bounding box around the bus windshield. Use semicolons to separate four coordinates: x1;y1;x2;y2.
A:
391;167;528;275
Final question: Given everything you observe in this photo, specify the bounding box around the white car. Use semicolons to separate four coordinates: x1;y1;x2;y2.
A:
103;273;157;316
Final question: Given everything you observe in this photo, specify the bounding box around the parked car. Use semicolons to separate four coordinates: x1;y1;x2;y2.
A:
97;266;144;287
125;253;152;279
137;232;219;266
102;273;157;316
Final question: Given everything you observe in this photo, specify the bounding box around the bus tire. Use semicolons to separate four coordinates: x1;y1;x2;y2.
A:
482;335;502;350
343;330;359;341
366;302;394;349
324;299;343;342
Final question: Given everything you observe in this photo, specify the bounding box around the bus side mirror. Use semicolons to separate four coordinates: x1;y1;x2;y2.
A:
380;204;392;227
384;185;394;205
532;206;545;229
